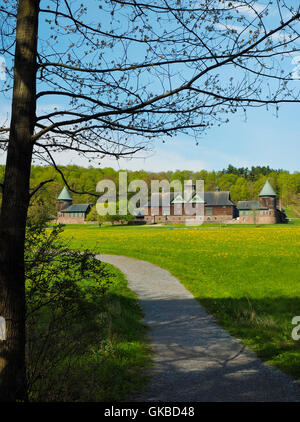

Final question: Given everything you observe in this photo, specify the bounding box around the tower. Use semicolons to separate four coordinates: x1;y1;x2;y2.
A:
259;180;277;209
57;186;72;213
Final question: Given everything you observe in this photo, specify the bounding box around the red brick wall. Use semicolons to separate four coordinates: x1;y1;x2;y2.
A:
57;200;72;212
238;209;277;224
207;206;233;216
144;205;233;217
56;216;85;224
259;197;276;209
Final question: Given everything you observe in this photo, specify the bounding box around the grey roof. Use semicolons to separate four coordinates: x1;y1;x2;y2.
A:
259;180;276;197
144;191;234;207
57;186;72;201
204;192;234;206
237;200;268;210
61;203;93;213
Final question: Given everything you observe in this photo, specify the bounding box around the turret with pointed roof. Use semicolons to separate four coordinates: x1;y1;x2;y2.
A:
259;180;276;197
57;186;73;201
259;180;276;209
57;186;72;212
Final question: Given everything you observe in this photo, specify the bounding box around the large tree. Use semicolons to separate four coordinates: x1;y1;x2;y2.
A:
0;0;299;401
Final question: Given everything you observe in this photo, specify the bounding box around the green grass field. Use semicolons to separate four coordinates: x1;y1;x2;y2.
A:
285;206;300;220
61;222;300;380
80;263;152;401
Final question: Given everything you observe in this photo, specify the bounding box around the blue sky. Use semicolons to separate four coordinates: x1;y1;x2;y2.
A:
0;1;299;172
16;100;296;173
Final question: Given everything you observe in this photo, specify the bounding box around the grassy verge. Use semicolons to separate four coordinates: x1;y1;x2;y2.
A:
61;223;300;381
91;262;152;401
285;206;300;224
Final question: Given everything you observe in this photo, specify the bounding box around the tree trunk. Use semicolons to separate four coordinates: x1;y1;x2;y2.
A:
0;0;39;401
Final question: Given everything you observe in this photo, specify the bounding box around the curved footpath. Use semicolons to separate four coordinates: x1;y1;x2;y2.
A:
98;254;300;402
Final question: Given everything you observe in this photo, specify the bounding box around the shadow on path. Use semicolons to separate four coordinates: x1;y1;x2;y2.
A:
98;254;300;402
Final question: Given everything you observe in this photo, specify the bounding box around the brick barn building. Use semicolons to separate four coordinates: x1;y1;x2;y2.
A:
143;181;236;224
56;187;93;224
55;180;287;225
237;180;287;224
143;180;287;225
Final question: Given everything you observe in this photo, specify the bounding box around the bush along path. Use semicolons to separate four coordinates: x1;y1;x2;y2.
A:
24;225;151;402
98;254;300;402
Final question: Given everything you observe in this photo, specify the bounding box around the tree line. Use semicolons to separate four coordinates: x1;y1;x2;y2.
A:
1;164;299;221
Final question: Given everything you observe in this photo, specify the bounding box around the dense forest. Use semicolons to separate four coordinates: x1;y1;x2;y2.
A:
0;164;299;221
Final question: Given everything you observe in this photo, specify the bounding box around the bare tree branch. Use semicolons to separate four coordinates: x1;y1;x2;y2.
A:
29;179;54;199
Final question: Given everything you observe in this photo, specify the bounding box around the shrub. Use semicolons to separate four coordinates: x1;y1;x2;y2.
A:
25;224;112;400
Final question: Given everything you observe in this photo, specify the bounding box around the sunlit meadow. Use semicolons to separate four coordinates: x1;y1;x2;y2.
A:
61;223;300;379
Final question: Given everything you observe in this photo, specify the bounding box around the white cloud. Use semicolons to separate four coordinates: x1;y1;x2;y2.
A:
35;147;212;172
222;1;267;18
270;31;290;41
215;22;290;44
215;22;245;33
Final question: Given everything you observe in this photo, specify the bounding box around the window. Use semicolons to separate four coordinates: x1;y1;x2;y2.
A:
206;207;212;216
240;210;251;216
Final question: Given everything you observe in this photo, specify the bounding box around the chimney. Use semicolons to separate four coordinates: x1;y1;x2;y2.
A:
185;179;194;201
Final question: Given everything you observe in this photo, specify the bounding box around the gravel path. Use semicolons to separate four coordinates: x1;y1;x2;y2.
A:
98;254;300;402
